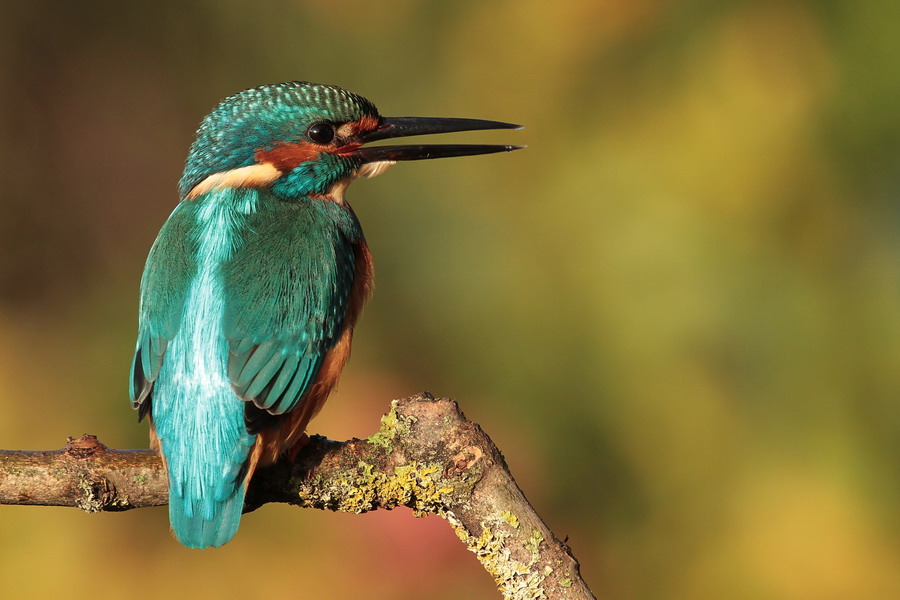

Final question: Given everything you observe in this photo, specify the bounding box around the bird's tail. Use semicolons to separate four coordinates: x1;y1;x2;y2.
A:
168;482;246;549
165;438;255;549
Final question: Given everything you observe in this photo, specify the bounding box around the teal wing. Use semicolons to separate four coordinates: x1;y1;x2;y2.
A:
130;327;169;421
222;203;358;431
129;203;196;420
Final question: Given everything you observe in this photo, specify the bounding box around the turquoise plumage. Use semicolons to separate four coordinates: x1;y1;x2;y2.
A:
129;82;520;548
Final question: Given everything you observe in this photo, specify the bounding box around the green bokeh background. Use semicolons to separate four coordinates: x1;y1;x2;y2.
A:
1;1;898;598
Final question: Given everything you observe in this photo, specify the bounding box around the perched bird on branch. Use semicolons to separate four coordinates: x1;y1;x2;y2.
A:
128;81;521;548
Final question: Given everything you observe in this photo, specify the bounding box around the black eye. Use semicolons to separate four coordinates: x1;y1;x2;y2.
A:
307;122;335;144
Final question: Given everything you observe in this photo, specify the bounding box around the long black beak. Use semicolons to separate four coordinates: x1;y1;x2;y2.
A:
355;116;523;163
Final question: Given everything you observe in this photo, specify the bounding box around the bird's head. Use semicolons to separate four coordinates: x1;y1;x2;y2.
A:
179;81;521;201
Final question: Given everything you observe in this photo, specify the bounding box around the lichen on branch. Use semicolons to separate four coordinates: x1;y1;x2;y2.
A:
0;394;595;600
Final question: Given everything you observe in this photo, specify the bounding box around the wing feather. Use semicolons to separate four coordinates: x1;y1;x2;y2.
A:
222;200;359;427
128;201;197;421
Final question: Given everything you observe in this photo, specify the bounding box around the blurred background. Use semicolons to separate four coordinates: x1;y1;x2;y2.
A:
1;1;898;598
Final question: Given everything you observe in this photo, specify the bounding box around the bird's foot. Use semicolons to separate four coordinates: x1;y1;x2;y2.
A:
287;433;311;462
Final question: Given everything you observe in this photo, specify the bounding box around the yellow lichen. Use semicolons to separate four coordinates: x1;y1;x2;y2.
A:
444;511;549;600
297;459;452;516
110;494;131;508
500;510;520;529
525;530;544;561
367;401;417;451
75;474;103;513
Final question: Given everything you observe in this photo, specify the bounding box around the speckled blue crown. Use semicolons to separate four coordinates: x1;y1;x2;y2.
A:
179;82;379;197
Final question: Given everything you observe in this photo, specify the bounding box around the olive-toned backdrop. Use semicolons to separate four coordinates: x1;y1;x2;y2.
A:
1;1;898;598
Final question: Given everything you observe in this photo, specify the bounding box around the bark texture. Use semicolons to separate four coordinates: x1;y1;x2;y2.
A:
0;393;595;600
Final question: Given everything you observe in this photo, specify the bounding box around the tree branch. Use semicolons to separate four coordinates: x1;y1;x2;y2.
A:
0;393;594;600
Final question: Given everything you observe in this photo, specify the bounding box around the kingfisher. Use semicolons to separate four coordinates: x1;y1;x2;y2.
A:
129;81;521;548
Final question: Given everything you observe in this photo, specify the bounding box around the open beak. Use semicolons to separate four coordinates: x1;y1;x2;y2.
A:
355;116;524;163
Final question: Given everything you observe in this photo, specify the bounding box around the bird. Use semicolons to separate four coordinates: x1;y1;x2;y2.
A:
128;81;521;549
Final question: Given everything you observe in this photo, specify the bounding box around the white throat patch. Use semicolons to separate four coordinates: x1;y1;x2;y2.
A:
357;161;396;179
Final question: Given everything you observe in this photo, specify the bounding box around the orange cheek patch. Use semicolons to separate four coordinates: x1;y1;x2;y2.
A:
355;114;380;133
338;114;381;138
255;141;322;172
